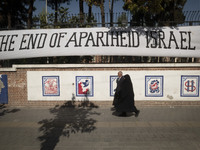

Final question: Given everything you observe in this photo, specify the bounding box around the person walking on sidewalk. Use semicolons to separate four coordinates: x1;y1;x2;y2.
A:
113;72;140;117
113;71;125;107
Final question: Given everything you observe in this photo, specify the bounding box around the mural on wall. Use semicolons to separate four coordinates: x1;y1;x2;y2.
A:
110;76;118;96
145;76;164;97
0;75;8;104
76;76;94;97
42;76;60;96
181;75;199;97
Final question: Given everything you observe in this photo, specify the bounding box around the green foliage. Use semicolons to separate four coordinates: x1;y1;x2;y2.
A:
85;0;104;6
47;0;71;9
48;7;70;27
37;6;97;28
38;8;48;28
0;0;33;29
117;13;128;27
123;0;187;26
85;0;105;27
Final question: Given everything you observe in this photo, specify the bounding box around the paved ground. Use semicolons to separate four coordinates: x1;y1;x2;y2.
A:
0;102;200;150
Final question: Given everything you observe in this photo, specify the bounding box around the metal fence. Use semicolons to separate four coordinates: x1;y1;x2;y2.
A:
0;11;200;30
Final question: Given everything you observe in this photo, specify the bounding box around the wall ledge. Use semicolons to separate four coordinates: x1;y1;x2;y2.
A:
0;63;200;72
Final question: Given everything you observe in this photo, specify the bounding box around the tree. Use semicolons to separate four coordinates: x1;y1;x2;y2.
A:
86;0;105;27
47;0;71;25
0;0;36;29
27;0;35;29
99;0;105;27
0;0;30;29
79;0;84;26
38;8;48;28
48;6;70;28
123;0;186;26
117;12;128;27
84;0;97;27
158;0;186;26
85;0;93;24
109;0;119;27
0;3;7;29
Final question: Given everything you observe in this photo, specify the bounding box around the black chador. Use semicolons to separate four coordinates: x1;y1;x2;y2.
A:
113;75;125;107
113;74;140;117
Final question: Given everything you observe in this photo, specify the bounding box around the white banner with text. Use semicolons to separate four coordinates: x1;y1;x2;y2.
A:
0;26;200;60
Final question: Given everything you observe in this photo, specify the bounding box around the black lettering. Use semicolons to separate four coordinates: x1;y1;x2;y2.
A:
85;32;96;47
49;33;58;48
120;31;127;47
146;31;150;48
8;34;18;51
20;34;29;50
27;34;39;49
168;31;179;49
111;31;119;46
0;35;10;51
158;31;167;49
96;32;105;46
150;31;157;48
105;31;109;46
180;31;187;50
79;32;88;46
188;31;196;50
132;31;139;47
37;33;47;49
128;31;131;47
57;32;67;47
65;32;78;47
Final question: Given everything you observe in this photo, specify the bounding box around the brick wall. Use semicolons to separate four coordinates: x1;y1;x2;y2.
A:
1;64;200;106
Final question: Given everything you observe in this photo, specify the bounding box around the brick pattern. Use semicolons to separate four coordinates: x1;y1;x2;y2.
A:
1;66;200;106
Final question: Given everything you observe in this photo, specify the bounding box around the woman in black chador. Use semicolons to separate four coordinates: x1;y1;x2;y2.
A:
114;74;140;117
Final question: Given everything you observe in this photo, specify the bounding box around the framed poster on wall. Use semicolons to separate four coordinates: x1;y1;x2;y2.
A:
110;76;118;96
181;75;199;97
145;76;164;97
42;76;60;96
76;76;94;97
0;75;8;104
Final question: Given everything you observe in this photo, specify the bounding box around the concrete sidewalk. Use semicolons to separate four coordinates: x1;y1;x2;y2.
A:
0;102;200;150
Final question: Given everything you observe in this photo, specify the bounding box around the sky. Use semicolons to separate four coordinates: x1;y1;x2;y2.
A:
33;0;200;17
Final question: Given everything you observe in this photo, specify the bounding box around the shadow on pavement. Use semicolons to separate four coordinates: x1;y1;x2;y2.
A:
38;100;100;150
112;111;135;117
111;107;135;117
0;104;20;117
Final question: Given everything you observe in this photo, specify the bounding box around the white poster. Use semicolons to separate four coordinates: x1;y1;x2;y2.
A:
0;26;200;60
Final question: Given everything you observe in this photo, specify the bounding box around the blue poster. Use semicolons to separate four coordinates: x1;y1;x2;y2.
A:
0;75;8;104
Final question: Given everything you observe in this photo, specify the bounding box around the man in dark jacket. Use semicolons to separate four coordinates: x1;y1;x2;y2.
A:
113;71;125;107
113;72;140;117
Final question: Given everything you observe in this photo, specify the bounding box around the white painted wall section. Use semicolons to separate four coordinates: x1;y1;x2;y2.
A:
27;70;200;101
